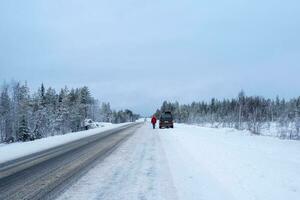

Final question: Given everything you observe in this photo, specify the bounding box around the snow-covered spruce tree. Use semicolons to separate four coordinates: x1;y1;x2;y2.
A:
0;84;13;142
15;82;31;140
31;84;49;138
67;89;81;132
79;86;92;119
18;115;30;141
10;82;21;141
54;87;71;135
45;87;58;136
238;90;245;130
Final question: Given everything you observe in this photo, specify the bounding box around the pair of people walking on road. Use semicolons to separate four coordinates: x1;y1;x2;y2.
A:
151;115;157;129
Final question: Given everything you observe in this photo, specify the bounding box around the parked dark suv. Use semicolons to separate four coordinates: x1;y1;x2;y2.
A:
159;111;174;129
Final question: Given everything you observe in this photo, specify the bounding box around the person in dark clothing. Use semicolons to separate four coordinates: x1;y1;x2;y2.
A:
151;115;157;129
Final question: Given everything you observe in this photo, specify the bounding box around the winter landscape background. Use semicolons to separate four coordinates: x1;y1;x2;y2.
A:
1;1;300;200
1;80;299;143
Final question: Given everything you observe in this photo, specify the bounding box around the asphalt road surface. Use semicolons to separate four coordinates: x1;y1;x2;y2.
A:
0;123;142;200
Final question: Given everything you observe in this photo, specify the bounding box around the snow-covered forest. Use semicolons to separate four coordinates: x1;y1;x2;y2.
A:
0;81;139;143
156;91;300;139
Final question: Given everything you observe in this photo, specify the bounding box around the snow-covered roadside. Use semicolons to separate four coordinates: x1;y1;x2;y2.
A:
159;123;300;200
195;122;299;139
57;123;177;200
0;122;131;164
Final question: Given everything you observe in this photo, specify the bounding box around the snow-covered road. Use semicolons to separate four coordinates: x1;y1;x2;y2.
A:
57;123;177;200
57;123;300;200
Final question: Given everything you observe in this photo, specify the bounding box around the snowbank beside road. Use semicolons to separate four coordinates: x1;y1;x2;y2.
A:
159;123;300;200
0;123;131;164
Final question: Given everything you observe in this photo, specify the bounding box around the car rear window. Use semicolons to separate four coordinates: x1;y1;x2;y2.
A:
161;113;173;120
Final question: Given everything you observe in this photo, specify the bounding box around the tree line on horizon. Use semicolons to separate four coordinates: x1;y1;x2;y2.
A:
156;91;300;139
0;81;139;143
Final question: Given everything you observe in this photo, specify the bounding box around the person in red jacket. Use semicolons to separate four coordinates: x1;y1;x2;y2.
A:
151;115;157;129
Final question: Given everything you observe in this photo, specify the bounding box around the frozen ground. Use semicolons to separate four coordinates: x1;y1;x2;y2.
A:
56;123;300;200
0;122;131;164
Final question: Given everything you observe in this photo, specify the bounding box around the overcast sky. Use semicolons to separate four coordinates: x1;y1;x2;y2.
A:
1;0;300;116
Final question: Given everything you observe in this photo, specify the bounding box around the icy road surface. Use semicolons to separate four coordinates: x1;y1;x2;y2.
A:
0;123;131;164
57;123;300;200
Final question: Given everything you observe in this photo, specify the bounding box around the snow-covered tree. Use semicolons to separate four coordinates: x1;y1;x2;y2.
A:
99;103;112;122
0;84;12;141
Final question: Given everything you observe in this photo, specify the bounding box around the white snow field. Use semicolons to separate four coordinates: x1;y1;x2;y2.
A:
0;122;131;164
159;124;300;200
56;123;300;200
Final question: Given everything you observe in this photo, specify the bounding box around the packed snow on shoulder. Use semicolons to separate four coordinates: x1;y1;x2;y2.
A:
0;122;131;164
